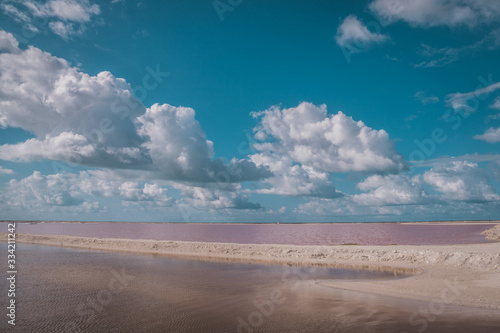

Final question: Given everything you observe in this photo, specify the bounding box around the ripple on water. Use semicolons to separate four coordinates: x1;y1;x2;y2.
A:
7;243;500;333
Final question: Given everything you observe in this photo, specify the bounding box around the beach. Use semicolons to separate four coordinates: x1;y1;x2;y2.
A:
5;223;500;312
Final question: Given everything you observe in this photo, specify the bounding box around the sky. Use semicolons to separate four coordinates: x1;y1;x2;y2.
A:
0;0;500;223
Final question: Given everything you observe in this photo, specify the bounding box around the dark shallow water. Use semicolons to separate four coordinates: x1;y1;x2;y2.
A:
15;221;496;245
1;243;499;332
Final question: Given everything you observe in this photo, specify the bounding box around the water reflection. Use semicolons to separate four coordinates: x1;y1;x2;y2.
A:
1;243;499;332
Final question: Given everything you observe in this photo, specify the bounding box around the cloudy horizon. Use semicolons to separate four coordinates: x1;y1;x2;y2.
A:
1;0;499;222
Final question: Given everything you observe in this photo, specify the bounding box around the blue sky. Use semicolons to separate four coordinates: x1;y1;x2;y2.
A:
0;0;500;222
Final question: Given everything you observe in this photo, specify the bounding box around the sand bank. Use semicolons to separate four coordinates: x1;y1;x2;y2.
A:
4;225;500;310
482;223;500;241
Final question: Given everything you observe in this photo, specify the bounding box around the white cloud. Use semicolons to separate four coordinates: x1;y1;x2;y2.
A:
8;171;85;207
0;166;14;174
5;170;173;212
414;46;461;68
78;170;172;204
414;91;439;104
1;0;100;38
118;182;171;204
295;195;499;222
474;127;500;143
49;21;83;39
370;0;500;28
173;183;261;210
295;198;359;217
136;103;215;181
248;102;407;198
293;174;429;219
136;103;271;182
251;102;407;173
78;170;173;206
423;161;500;202
414;29;500;68
491;97;500;110
294;161;499;219
0;3;31;23
294;195;418;219
0;35;149;168
353;174;427;206
0;31;270;183
446;79;500;113
420;154;500;164
335;15;388;53
446;81;500;144
0;30;21;54
469;94;500;143
24;0;100;22
0;40;144;139
249;153;341;198
0;132;146;167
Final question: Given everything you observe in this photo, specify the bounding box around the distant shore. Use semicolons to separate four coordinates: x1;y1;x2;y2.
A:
2;219;499;224
3;224;500;310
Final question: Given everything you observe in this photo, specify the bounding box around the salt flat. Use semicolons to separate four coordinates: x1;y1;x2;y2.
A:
5;224;500;311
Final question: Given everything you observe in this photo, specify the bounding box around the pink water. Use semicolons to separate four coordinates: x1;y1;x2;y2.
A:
14;222;495;245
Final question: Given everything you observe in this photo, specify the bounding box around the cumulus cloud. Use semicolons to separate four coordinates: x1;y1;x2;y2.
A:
294;174;428;219
474;127;500;143
5;170;173;212
0;30;21;54
173;183;261;210
249;153;341;198
8;171;85;207
295;194;499;222
0;132;147;168
0;31;270;183
294;161;500;219
294;195;416;219
248;102;407;197
137;103;271;182
79;171;172;204
251;102;407;173
0;45;143;140
294;198;359;217
423;161;500;202
369;0;500;28
353;174;427;206
118;182;170;204
0;35;149;168
335;15;388;53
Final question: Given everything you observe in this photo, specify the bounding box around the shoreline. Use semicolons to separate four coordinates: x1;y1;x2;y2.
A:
2;220;499;225
3;224;500;310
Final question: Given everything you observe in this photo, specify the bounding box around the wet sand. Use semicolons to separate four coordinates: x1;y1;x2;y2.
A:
3;243;500;333
4;224;500;313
